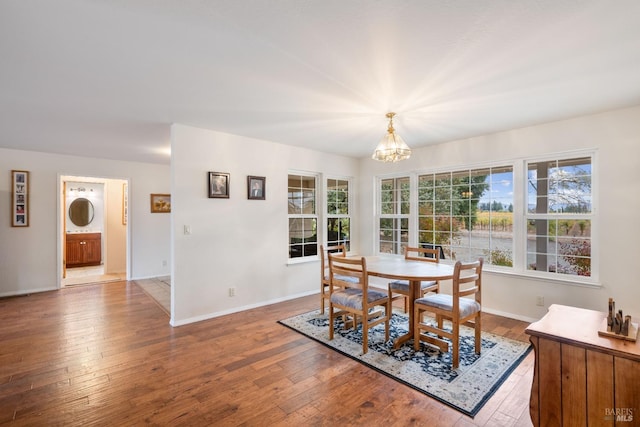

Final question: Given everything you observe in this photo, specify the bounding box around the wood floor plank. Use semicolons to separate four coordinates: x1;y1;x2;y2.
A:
0;281;536;426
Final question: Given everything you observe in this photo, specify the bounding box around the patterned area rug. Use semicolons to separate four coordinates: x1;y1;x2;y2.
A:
278;310;531;417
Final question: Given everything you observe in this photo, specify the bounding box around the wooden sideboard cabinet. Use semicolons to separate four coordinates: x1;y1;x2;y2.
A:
526;304;640;426
66;233;102;268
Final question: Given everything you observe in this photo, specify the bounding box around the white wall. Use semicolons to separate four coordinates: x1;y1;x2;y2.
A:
170;124;359;325
359;106;640;321
3;106;638;324
0;148;170;296
104;178;127;274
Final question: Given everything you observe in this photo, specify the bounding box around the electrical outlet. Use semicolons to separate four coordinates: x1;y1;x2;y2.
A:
162;260;167;267
228;287;236;297
536;296;544;306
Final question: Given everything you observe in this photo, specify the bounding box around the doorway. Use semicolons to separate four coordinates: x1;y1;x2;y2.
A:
59;175;128;287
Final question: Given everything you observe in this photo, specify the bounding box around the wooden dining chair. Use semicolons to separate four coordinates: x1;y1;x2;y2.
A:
328;254;390;354
388;246;440;312
320;244;348;314
413;258;483;369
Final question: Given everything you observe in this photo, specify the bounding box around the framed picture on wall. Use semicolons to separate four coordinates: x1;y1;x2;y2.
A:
11;170;29;227
208;172;230;198
150;193;171;213
247;176;265;200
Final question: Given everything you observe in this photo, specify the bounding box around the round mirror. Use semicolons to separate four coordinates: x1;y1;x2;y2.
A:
69;198;95;227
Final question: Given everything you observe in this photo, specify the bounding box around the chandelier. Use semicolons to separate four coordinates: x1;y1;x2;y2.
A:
371;112;411;162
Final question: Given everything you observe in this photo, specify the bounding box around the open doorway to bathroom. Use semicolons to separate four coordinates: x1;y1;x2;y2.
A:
60;175;128;287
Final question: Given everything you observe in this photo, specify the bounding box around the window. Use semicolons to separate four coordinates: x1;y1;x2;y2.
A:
374;151;596;283
526;157;592;277
288;174;317;259
378;176;410;254
418;166;513;266
326;178;351;250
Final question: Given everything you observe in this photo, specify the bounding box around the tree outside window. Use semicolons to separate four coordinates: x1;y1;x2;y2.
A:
327;178;350;250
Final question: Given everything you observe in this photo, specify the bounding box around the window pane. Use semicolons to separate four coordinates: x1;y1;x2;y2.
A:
381;202;394;215
418;174;434;188
379;218;408;254
327;218;350;249
434;173;450;187
288;174;316;215
327;178;349;215
526;218;591;276
528;157;591;214
399;177;410;214
289;217;317;258
418;165;513;268
378;176;410;254
434;186;451;201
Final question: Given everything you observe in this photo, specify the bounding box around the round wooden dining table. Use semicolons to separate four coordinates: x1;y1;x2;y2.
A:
351;256;455;348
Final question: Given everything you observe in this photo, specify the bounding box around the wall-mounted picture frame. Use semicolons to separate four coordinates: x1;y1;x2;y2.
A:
11;170;29;227
122;182;128;224
208;172;230;198
150;193;171;213
247;176;266;200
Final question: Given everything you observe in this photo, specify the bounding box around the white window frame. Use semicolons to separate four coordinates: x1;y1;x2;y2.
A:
373;149;598;286
287;171;319;264
375;174;413;255
522;151;598;284
324;175;353;252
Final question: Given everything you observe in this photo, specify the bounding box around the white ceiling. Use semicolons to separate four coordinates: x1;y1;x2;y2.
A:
1;1;640;164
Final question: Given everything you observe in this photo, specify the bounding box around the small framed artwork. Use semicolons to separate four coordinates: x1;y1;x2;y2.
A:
150;193;171;213
11;170;29;227
247;176;266;200
122;183;128;224
208;172;230;198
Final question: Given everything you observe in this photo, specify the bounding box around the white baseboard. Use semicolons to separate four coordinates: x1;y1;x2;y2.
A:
170;289;318;327
0;287;57;299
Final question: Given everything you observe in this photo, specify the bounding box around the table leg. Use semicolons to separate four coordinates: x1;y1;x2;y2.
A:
393;279;420;348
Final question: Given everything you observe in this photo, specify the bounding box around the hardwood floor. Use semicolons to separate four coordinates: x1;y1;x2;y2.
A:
0;282;535;426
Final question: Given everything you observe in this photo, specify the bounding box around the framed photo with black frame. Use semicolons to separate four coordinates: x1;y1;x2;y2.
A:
208;172;230;198
11;170;29;227
247;176;265;200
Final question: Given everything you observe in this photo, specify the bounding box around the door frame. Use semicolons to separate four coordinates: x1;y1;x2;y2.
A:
57;174;130;288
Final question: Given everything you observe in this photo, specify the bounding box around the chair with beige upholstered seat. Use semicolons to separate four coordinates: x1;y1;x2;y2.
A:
413;258;483;369
319;244;349;314
328;254;390;354
388;246;440;312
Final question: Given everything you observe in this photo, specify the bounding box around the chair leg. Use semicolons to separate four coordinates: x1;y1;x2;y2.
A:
385;300;391;342
362;318;368;354
452;321;460;369
474;314;481;355
320;294;325;314
413;305;421;351
436;314;444;339
403;295;408;313
329;304;334;341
